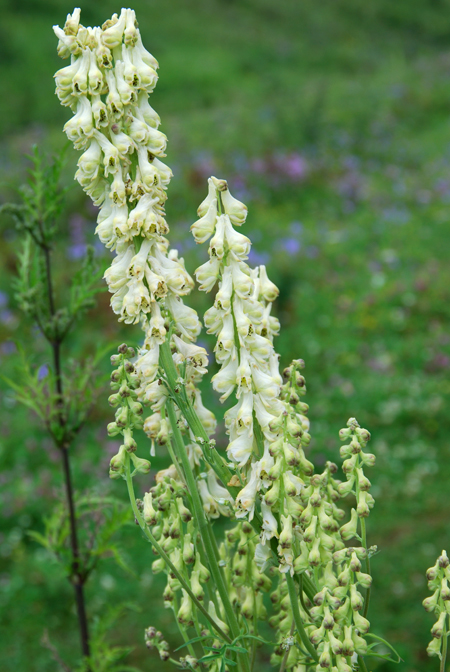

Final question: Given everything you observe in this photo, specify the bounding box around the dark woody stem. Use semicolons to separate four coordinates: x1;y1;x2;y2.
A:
42;243;91;666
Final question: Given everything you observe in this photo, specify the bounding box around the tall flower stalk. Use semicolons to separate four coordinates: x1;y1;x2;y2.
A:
55;7;398;671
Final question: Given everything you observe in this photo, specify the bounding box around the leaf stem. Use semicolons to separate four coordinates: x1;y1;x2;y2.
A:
285;573;318;663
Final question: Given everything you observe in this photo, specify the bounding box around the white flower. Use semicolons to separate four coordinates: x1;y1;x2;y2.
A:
91;95;108;129
110;126;135;158
101;9;127;49
104;245;134;292
95;203;128;248
221;186;248;226
120;277;151;323
193;389;216;437
172;335;209;375
109;170;126;205
93;129;120;176
197;479;221;519
144;124;168;157
195;257;221;293
204;305;224;335
165;295;201;341
235;391;254;433
137;91;161;128
128;115;151;145
63;96;93;148
211;357;237;402
246;333;272;365
124;9;139;47
230;260;252;298
88;48;103;95
214;314;236;363
131;39;158;91
258;265;279;302
145;267;167;299
142;378;168;409
235;462;260;520
152;158;172;186
236;350;253;395
128;239;152;280
152;247;194;296
191;199;217;244
137;146;160;190
261;501;278;543
104;68;123;118
224;217;251;260
214;265;233;311
127;193;159;236
114;60;136;105
208;214;227;259
71;47;90;95
135;344;160;382
76;139;102;182
148;301;167;343
233;298;254;338
207;470;233;514
251;363;280;400
63;8;81;36
197;177;216;217
226;428;253;467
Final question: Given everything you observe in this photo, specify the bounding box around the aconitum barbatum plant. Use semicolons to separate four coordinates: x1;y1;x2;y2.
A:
54;8;403;671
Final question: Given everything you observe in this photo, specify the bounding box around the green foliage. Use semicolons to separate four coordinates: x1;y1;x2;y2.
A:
80;604;142;672
27;495;134;583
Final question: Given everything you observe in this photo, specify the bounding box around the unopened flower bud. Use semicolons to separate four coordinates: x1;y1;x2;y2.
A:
342;626;355;656
353;610;370;634
431;611;447;639
350;552;362;573
340;508;359;541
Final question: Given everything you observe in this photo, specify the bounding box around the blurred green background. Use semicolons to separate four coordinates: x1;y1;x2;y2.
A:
1;0;450;670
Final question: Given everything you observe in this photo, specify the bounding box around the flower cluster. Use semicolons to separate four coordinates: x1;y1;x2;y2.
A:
423;550;450;658
144;626;170;662
54;7;209;423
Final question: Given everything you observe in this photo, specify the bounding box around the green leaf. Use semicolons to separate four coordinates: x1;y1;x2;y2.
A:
364;633;403;663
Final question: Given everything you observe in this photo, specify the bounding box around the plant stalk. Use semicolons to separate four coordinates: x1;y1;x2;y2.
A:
43;243;91;665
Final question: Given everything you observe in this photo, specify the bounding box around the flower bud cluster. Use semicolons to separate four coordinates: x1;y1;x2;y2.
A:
304;546;371;670
338;418;375;518
107;344;150;478
270;579;307;669
220;521;270;628
144;626;170;661
423;550;450;658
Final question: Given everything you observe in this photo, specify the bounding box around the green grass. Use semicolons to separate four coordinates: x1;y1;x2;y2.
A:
1;0;450;670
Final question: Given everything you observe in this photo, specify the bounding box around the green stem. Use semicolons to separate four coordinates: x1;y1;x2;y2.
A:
285;574;318;663
361;518;371;618
441;618;448;672
159;340;236;489
358;656;368;672
165;400;250;672
124;455;231;643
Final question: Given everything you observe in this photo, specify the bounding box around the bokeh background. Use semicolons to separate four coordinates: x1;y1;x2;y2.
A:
1;0;450;670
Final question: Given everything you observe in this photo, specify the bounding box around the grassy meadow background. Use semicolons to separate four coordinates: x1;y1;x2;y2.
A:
1;0;450;670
